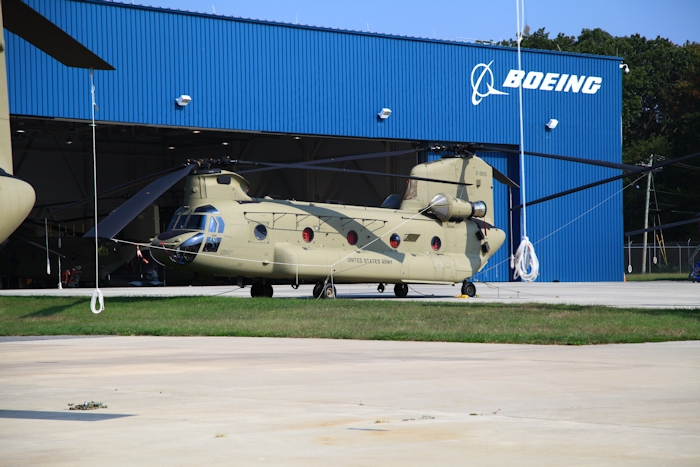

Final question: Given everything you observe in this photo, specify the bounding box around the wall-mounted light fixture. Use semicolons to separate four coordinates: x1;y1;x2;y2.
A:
377;108;392;120
619;63;630;74
545;118;559;130
175;95;192;106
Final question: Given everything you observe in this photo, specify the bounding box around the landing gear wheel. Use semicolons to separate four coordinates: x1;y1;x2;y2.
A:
291;284;299;290
312;283;324;299
263;284;274;298
394;283;408;298
322;284;336;299
251;283;273;298
377;283;385;293
461;281;476;297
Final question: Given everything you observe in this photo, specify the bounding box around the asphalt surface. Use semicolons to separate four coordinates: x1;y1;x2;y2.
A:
0;281;697;308
1;337;699;466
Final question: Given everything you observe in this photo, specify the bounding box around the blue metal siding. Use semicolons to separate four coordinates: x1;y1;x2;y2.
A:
7;0;624;282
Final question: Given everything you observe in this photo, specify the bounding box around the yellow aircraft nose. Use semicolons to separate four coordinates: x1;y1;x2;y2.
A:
151;231;204;266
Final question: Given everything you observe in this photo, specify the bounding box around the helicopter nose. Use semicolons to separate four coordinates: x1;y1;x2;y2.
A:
151;231;204;266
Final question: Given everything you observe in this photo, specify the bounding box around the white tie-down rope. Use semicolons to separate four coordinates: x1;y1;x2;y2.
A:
89;69;104;314
512;0;539;282
44;218;51;275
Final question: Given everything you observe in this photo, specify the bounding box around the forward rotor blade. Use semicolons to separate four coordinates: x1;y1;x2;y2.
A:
3;0;114;70
245;161;471;186
39;164;189;220
475;144;640;172
239;148;424;175
84;164;194;238
625;217;700;237
513;151;700;210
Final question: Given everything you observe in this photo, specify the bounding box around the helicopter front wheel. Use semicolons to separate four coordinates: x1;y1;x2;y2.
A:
461;281;476;297
313;283;324;298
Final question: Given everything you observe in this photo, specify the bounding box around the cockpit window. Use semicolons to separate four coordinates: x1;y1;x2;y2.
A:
208;216;226;233
185;215;206;230
194;205;219;213
168;215;180;231
168;207;189;230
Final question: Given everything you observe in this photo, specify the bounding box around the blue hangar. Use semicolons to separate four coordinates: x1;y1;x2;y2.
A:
7;0;624;282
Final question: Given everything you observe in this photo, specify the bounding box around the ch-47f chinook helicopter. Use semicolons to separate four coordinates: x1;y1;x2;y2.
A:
84;143;700;298
155;148;505;299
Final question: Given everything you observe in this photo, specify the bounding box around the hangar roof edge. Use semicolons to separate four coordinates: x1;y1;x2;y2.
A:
75;0;622;62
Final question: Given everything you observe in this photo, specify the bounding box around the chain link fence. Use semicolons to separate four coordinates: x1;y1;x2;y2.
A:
624;243;700;274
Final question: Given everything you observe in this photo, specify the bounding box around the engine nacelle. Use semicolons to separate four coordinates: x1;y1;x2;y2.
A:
429;194;487;222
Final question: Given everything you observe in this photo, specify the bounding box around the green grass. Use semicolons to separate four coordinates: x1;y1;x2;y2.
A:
625;272;690;282
1;296;699;345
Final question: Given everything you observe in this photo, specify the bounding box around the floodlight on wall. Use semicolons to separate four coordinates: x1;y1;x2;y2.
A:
378;108;392;119
175;95;192;106
620;63;630;73
545;118;559;130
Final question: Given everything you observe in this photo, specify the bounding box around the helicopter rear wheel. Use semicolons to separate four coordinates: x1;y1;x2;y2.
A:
394;283;408;298
377;283;385;293
250;283;262;297
312;283;324;299
461;281;476;297
322;284;336;299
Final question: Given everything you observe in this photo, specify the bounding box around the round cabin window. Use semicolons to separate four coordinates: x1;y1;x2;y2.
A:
254;224;267;240
347;230;358;246
389;233;401;249
431;236;441;251
302;227;314;243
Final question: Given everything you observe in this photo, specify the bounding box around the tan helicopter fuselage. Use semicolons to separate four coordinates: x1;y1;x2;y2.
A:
150;156;505;285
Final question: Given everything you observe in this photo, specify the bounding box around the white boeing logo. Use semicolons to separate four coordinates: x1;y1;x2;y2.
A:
471;61;508;106
470;62;604;106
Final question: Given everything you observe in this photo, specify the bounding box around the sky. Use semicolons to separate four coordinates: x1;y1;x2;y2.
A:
120;0;700;46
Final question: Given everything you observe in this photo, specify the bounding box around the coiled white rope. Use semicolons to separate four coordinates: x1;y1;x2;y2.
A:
89;69;104;314
513;0;539;282
512;236;538;281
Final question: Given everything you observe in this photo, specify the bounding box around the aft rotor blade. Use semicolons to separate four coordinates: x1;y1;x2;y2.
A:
239;148;425;175
3;0;114;70
513;151;700;210
246;161;471;186
491;167;519;188
475;144;640;172
84;164;194;238
625;217;700;236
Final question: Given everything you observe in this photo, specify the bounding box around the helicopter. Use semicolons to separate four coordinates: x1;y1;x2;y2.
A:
81;142;699;299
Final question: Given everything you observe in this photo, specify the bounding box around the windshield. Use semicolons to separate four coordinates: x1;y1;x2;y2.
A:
185;214;206;230
168;213;207;231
